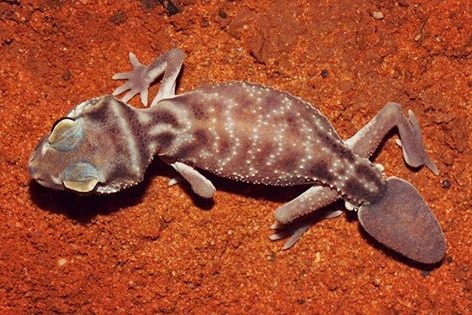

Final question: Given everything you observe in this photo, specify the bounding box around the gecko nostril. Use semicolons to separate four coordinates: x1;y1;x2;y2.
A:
28;165;37;178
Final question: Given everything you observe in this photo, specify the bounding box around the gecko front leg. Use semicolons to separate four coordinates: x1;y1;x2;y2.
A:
112;49;217;198
170;162;216;199
112;48;185;106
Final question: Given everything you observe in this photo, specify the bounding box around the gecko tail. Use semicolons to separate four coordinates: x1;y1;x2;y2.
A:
358;176;446;264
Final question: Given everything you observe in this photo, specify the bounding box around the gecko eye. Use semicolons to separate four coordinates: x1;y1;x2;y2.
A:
48;117;83;152
62;162;100;193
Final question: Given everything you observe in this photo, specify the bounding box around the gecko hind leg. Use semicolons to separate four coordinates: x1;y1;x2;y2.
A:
274;186;339;224
112;48;185;107
270;191;343;250
269;185;342;249
345;102;438;175
270;209;343;250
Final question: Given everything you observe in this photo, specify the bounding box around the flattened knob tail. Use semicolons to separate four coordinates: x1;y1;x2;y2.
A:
358;176;446;264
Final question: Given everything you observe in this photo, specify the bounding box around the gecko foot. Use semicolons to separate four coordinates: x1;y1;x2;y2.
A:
270;209;343;250
112;52;151;105
398;110;439;175
112;49;185;107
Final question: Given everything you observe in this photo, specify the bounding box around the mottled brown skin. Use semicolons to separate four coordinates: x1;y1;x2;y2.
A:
154;83;385;206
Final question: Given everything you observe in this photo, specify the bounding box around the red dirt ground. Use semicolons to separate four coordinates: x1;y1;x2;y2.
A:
1;0;471;313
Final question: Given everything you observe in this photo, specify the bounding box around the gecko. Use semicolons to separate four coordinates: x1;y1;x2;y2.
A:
28;48;446;264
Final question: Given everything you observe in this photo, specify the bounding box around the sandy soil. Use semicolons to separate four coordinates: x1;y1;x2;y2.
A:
0;0;471;313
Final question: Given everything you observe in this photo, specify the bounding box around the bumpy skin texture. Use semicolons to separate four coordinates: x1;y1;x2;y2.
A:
28;49;446;264
155;83;386;205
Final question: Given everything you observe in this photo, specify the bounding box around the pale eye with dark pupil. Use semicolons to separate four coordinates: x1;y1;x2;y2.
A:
48;117;83;151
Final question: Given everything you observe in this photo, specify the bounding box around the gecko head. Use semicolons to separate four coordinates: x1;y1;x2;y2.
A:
28;96;147;194
357;176;446;265
28;117;101;193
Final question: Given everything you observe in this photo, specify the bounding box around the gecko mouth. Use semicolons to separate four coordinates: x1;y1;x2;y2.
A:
28;165;46;186
31;175;63;191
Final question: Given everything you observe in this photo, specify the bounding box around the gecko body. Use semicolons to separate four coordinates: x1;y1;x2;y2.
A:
29;49;446;264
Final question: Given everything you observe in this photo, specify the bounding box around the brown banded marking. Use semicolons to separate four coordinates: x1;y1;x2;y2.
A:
175;87;245;174
72;97;150;183
192;129;211;146
147;102;195;159
154;132;176;152
108;98;147;177
309;160;335;183
250;84;381;200
347;162;385;203
206;94;238;169
151;108;181;128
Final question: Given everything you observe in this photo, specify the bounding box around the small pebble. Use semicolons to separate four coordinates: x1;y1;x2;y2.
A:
441;179;451;189
320;69;329;78
373;278;381;287
62;70;72;81
218;9;228;19
372;11;384;20
57;258;68;267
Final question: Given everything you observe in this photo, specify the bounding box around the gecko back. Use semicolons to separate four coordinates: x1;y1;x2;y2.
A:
152;82;385;205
